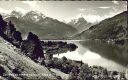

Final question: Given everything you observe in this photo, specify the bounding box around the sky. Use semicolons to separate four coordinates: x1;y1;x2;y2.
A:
0;1;127;23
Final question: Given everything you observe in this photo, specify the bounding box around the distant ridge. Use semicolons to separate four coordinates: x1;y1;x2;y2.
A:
74;11;128;40
4;11;77;40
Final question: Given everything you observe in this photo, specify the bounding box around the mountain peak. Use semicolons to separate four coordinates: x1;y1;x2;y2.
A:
69;17;87;25
10;11;22;18
26;11;40;16
75;11;127;40
77;17;87;24
77;17;87;22
22;11;46;22
68;17;92;32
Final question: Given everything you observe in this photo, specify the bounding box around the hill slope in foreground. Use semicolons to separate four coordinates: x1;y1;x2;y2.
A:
0;37;56;80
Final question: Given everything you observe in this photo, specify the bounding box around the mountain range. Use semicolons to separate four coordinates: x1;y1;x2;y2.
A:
74;11;128;40
0;14;77;80
3;11;77;40
1;10;127;41
0;10;128;80
68;17;93;33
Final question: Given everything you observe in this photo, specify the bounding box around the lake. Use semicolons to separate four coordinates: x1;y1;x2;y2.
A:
53;40;128;75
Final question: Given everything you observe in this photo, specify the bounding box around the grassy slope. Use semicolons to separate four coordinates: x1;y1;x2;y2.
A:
50;68;69;80
0;37;56;80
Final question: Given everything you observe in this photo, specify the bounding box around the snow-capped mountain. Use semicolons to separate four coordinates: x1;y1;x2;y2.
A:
68;17;92;33
74;11;128;40
0;11;23;19
22;11;46;23
3;11;77;40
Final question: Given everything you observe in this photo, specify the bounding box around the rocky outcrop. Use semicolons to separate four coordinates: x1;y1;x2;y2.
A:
21;32;44;61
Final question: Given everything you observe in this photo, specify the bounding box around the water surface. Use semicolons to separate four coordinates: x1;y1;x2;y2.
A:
54;40;128;73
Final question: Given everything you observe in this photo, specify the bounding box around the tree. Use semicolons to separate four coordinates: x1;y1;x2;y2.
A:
13;31;22;41
68;43;78;51
68;66;78;80
7;21;16;33
52;58;62;69
0;65;6;76
78;64;94;80
62;56;67;62
0;15;7;35
21;32;44;62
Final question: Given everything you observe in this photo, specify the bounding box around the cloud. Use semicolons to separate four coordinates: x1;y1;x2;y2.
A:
22;1;37;7
98;7;110;9
76;13;104;23
22;1;40;11
83;15;104;23
79;8;86;12
0;7;11;14
15;7;27;14
112;1;119;5
75;11;119;23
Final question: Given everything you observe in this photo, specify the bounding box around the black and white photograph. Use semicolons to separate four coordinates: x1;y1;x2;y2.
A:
0;1;127;80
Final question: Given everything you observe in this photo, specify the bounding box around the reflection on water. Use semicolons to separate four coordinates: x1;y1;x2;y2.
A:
54;40;128;72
